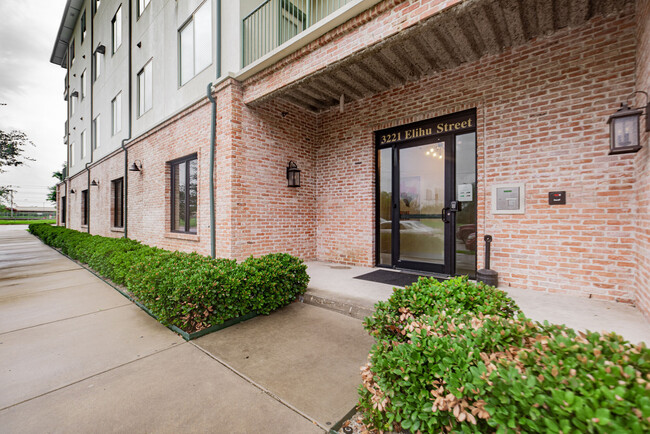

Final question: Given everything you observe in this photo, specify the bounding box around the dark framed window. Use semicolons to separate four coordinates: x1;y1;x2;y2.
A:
61;196;67;226
112;178;124;228
170;154;197;233
81;189;89;226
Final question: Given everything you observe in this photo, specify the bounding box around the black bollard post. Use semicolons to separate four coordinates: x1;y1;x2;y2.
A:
477;235;498;287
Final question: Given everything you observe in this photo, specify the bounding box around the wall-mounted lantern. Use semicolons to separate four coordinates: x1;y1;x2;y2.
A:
608;91;649;155
70;188;76;194
70;90;79;98
129;160;143;172
286;161;301;188
95;44;106;55
90;179;99;187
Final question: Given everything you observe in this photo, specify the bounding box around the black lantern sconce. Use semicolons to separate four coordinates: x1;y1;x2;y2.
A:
607;91;649;155
286;161;301;187
95;44;106;55
90;179;99;187
70;188;76;194
70;90;79;98
129;160;143;172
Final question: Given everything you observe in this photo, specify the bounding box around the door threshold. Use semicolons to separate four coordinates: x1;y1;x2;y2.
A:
377;266;451;280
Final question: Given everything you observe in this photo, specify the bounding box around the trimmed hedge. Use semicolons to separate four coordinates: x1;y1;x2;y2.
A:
360;276;650;433
29;223;309;332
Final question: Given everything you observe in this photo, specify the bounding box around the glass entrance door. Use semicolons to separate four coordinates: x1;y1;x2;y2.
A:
396;139;450;272
377;136;455;274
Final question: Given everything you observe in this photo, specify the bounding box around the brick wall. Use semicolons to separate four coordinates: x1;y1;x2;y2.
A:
231;97;320;260
634;0;650;319
316;7;638;302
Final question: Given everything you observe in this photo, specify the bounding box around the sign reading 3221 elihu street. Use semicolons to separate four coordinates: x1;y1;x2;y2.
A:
375;109;476;147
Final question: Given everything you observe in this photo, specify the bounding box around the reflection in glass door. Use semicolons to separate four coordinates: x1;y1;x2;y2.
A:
398;142;446;267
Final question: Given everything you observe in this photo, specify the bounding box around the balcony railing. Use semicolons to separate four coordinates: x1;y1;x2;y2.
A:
242;0;354;67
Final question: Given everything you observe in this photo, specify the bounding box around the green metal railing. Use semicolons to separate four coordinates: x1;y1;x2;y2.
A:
242;0;354;67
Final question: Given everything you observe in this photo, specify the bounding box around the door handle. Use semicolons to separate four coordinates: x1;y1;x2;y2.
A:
441;207;449;223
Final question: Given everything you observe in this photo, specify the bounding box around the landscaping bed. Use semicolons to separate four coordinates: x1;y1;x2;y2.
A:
28;223;309;336
358;276;650;433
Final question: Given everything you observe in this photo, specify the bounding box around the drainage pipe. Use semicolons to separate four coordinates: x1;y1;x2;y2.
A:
207;84;216;258
84;9;96;234
120;0;133;238
205;0;221;258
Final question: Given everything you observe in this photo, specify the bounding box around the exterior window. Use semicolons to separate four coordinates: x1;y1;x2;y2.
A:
61;195;67;226
81;130;87;159
70;95;77;115
138;0;151;17
112;178;124;228
94;50;102;81
81;189;89;226
170;155;198;233
112;92;122;135
81;69;87;99
137;60;153;116
93;115;100;149
81;10;87;43
93;0;101;16
112;6;122;54
70;142;75;166
70;39;75;64
179;1;212;85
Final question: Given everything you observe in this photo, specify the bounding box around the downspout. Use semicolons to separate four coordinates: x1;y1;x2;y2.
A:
207;84;216;258
66;48;71;227
85;6;96;234
207;0;221;258
120;0;133;238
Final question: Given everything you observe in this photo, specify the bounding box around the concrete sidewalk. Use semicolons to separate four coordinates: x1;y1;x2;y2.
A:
0;226;368;433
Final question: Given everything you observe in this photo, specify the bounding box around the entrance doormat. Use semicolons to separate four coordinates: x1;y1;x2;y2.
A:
353;269;441;287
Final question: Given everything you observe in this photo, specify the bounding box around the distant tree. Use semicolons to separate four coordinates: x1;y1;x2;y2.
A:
0;129;34;204
47;164;66;203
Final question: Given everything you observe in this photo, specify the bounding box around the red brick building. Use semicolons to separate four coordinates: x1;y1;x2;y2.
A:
53;0;650;318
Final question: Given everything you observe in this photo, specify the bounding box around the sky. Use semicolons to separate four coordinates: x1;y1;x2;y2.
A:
0;0;67;208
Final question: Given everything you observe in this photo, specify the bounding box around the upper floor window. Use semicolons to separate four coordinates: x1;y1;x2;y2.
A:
93;0;101;16
179;1;211;86
81;10;87;43
81;130;87;159
93;49;102;81
137;60;153;117
138;0;151;17
81;69;87;99
71;94;77;115
93;115;100;149
70;39;75;64
112;92;122;135
112;6;122;54
70;142;75;166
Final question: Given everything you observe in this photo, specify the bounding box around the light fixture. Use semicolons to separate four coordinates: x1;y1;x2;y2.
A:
70;188;76;194
607;91;649;155
70;90;79;98
129;160;143;172
286;161;301;187
90;179;99;187
95;44;106;55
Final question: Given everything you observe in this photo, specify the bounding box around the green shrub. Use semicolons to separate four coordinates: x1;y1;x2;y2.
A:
28;223;309;333
360;277;650;433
